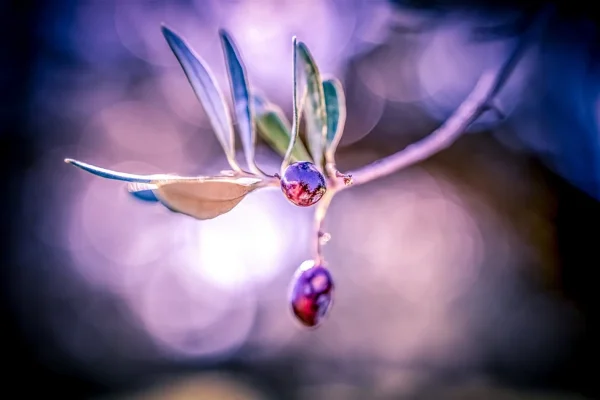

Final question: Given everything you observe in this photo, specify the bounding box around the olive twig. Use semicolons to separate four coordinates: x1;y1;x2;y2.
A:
311;4;554;265
337;4;554;190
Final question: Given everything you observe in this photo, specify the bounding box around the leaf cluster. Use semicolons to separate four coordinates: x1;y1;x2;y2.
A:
66;26;347;220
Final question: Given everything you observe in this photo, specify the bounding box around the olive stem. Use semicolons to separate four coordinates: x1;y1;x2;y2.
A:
336;5;553;190
313;187;335;265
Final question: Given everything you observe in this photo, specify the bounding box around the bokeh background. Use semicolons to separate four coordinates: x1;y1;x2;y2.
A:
2;0;599;398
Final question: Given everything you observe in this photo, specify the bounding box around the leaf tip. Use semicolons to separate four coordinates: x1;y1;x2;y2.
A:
161;24;180;45
218;28;237;61
65;158;84;169
297;41;311;55
160;23;172;34
218;28;231;41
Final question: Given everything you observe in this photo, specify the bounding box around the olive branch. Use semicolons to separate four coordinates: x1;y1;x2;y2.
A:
65;7;552;327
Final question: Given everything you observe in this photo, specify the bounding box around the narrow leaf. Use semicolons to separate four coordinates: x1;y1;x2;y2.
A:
297;42;327;171
65;158;204;183
127;182;159;202
161;25;239;172
281;36;304;174
154;177;262;220
65;159;169;183
323;78;346;163
253;95;312;163
219;29;264;176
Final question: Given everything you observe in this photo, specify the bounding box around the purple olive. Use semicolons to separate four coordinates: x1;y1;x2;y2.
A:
289;260;334;328
280;161;326;207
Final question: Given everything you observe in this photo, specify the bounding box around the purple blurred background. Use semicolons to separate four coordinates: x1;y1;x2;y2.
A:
2;0;599;398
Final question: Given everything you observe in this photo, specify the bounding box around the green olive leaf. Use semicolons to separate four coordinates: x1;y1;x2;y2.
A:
65;158;174;183
281;36;306;174
322;78;346;164
253;94;312;163
154;177;262;220
296;41;327;171
64;158;263;220
219;29;265;176
162;25;240;172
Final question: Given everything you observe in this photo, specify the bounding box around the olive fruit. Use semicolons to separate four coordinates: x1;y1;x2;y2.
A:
280;161;326;207
289;260;334;327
